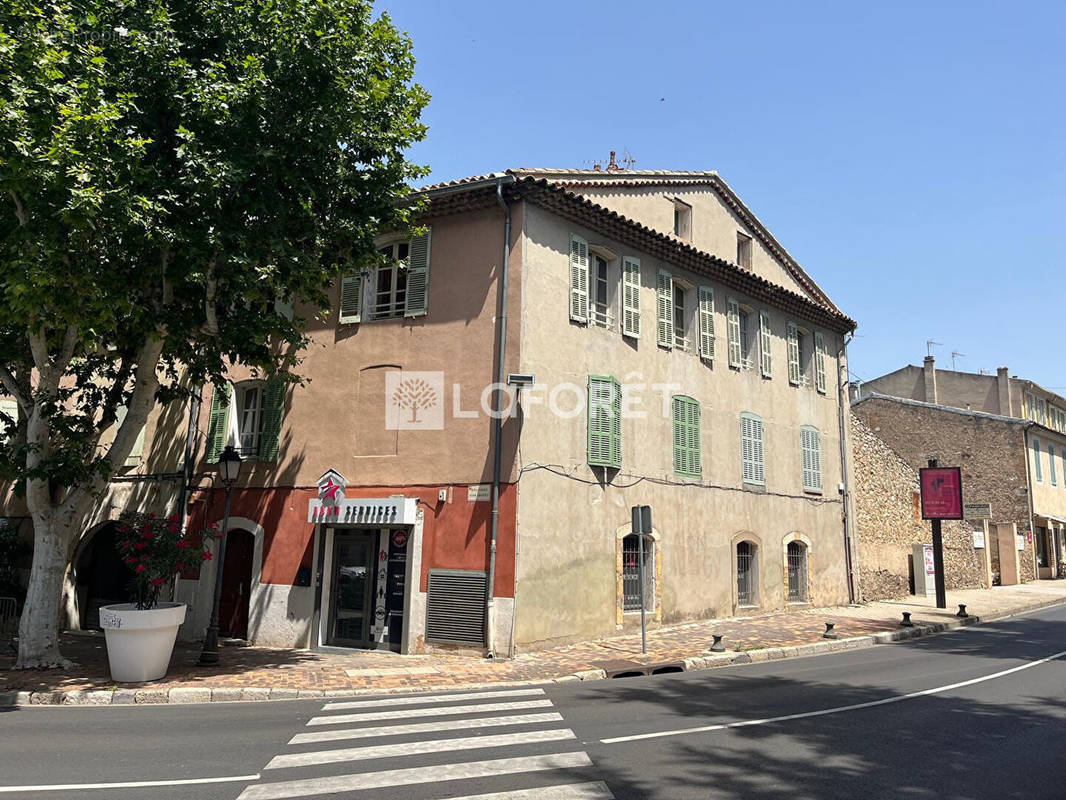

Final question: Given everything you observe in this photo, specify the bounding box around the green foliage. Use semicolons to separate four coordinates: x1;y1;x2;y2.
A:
114;511;215;609
0;0;428;492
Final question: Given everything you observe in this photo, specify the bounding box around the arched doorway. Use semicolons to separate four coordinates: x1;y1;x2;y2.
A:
219;528;254;639
74;522;135;630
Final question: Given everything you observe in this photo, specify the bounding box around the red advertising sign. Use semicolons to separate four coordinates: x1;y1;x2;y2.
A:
919;466;963;520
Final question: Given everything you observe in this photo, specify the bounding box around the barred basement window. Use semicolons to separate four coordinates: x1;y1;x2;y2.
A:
737;541;758;606
787;541;809;603
622;534;655;612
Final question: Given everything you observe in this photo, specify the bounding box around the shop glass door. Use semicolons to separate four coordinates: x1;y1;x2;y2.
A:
327;531;375;647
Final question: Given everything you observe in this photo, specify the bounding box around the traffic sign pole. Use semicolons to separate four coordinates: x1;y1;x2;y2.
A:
929;459;947;609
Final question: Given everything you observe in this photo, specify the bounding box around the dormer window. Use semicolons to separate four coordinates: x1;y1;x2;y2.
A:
673;199;692;241
737;232;753;268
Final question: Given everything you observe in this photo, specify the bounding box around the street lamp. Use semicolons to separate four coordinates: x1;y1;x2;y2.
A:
199;444;243;665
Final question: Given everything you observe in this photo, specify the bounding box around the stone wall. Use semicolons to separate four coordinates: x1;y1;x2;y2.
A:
851;413;988;600
853;396;1036;586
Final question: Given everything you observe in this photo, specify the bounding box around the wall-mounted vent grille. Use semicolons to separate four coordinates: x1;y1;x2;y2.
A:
426;569;487;646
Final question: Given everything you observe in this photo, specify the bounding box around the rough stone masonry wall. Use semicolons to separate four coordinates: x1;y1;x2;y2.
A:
852;397;1036;584
851;414;987;600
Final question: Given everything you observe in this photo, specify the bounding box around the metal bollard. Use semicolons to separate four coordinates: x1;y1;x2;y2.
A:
822;622;838;640
900;611;914;627
956;604;969;618
708;634;725;653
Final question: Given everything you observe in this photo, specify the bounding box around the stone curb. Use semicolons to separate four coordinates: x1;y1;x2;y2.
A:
2;596;1062;707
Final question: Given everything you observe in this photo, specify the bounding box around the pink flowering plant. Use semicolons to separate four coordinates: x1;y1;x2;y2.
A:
114;512;218;609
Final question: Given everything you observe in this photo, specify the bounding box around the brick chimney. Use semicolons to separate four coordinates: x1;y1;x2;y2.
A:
923;356;938;404
997;366;1013;416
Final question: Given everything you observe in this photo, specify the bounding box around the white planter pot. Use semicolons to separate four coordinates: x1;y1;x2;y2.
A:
99;602;187;683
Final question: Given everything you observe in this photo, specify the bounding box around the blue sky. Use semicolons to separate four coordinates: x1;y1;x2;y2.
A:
378;1;1065;391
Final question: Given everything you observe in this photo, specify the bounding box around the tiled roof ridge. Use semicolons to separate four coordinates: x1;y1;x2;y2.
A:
510;176;855;331
416;168;837;313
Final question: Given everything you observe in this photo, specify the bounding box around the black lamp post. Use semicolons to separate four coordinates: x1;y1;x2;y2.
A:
199;444;242;665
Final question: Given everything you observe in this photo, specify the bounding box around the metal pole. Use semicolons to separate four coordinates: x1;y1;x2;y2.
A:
929;458;947;609
637;531;647;655
198;482;233;665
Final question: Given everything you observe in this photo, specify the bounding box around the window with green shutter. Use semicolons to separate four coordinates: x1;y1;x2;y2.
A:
1050;444;1058;486
814;331;827;394
1033;437;1043;482
656;270;674;348
259;380;286;462
588;376;621;468
622;257;641;338
338;273;363;324
759;310;772;377
698;286;715;361
569;234;590;323
672;395;701;477
801;425;822;493
205;384;230;463
787;323;801;385
741;412;765;485
403;229;432;317
727;298;742;368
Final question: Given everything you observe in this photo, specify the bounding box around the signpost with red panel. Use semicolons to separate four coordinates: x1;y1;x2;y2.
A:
919;462;963;608
920;466;964;520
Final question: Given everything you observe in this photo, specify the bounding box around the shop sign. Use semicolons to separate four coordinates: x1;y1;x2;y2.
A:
963;502;992;520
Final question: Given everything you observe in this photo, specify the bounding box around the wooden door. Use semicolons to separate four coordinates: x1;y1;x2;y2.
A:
219;529;254;639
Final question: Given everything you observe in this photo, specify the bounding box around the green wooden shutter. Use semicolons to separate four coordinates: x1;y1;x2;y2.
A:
206;384;230;463
404;228;432;317
259;379;286;462
759;310;772;377
698;286;715;361
569;234;589;323
787;322;801;385
801;426;822;492
656;270;674;348
1033;438;1043;482
814;332;827;393
587;376;621;468
727;298;742;367
1049;444;1058;486
339;273;363;324
622;257;641;338
741;413;764;485
672;396;701;477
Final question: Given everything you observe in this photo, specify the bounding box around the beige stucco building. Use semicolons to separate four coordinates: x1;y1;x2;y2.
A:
6;164;859;657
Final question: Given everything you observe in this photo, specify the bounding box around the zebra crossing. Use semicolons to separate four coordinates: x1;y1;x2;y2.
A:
236;686;615;800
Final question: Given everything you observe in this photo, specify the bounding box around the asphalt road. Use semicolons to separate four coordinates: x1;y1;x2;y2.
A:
2;604;1066;799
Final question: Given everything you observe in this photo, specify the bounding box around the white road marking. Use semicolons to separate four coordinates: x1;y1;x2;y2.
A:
446;782;615;799
0;774;260;794
238;752;593;800
603;647;1066;743
307;699;553;726
322;687;544;711
266;728;577;769
289;712;564;745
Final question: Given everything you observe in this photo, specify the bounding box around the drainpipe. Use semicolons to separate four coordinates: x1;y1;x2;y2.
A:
836;332;857;603
486;178;513;657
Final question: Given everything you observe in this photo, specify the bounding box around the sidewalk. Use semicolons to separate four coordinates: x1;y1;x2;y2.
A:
3;582;1064;705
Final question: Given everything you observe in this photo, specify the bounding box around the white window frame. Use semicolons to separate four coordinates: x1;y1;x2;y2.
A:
369;241;410;321
236;382;267;459
672;198;692;241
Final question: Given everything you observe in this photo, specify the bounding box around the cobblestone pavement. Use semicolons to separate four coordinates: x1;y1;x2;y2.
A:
3;582;1064;697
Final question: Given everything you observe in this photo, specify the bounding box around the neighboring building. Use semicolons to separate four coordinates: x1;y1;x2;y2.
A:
853;357;1066;587
850;413;989;599
11;163;859;656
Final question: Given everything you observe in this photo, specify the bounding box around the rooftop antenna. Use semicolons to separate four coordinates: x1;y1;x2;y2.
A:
951;351;965;370
620;147;637;169
926;339;942;358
